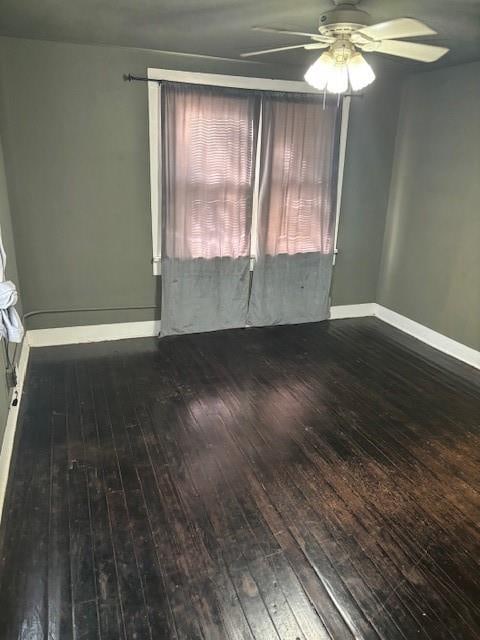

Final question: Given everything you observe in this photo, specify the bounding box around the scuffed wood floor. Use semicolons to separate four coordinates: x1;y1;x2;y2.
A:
0;318;479;639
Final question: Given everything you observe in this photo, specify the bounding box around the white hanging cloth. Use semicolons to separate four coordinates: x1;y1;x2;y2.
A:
0;232;24;343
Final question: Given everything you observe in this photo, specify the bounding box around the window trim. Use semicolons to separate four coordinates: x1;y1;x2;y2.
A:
333;95;351;266
147;67;350;275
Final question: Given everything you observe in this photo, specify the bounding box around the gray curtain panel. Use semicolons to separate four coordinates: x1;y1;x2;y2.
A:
247;93;340;327
160;82;259;337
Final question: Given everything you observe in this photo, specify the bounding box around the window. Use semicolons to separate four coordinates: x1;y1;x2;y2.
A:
161;82;258;261
148;69;350;275
257;94;340;257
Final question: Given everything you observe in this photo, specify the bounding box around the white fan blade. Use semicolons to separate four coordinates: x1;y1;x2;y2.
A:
374;39;449;62
252;26;333;43
304;42;331;50
355;18;436;41
241;43;315;58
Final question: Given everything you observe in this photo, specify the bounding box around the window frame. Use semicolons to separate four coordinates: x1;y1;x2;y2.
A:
147;67;350;275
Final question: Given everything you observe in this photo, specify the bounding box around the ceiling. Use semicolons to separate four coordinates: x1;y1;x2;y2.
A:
0;0;479;73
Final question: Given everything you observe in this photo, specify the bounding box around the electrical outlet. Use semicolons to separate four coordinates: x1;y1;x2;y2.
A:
6;367;17;389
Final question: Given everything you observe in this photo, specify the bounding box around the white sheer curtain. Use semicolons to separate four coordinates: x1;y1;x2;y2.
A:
247;93;340;327
160;82;259;336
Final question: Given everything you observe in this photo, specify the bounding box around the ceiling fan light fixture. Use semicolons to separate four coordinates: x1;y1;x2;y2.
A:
247;9;449;90
347;52;375;90
304;51;335;90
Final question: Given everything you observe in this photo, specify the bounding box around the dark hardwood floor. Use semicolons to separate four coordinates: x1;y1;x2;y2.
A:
0;318;479;640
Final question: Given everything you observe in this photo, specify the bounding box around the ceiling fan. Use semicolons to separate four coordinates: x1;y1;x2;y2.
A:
241;0;449;94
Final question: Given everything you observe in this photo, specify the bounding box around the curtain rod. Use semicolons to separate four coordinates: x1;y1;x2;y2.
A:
124;73;159;83
123;73;363;97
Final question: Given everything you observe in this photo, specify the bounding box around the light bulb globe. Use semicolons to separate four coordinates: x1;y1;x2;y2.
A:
348;53;376;91
326;65;349;94
304;52;335;91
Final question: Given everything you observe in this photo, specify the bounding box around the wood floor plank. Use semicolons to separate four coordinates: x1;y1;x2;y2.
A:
106;491;152;640
48;362;74;640
136;463;204;640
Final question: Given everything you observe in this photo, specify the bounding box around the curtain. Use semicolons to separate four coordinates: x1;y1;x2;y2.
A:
247;93;340;327
160;82;259;337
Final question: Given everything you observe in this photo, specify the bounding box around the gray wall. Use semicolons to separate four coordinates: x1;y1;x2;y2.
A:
332;77;402;305
378;61;480;350
0;37;401;329
0;132;22;440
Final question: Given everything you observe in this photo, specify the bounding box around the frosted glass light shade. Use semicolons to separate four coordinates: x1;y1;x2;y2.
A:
326;65;349;94
348;53;376;91
304;52;335;91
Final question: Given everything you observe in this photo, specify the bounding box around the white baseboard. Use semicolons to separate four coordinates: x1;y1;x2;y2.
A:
374;305;480;370
27;309;375;346
329;303;377;319
0;338;30;526
329;303;479;369
27;319;161;347
24;305;480;372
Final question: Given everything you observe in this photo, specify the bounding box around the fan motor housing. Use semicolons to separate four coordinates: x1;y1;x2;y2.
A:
318;4;372;35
